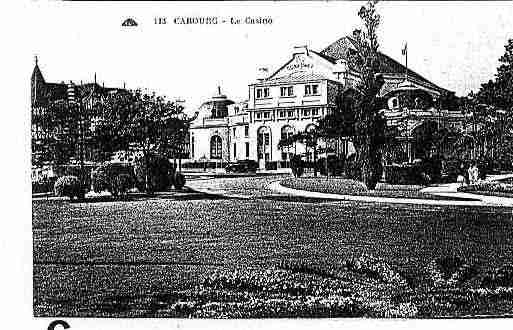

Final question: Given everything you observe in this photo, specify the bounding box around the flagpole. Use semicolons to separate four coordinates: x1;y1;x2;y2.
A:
404;42;408;81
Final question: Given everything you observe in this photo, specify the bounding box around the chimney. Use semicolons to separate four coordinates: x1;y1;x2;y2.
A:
293;45;309;57
257;67;269;82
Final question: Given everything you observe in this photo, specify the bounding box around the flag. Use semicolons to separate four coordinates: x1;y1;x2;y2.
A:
402;42;408;56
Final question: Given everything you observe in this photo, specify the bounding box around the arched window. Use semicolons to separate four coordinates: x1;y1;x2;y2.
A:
210;135;222;159
305;124;316;133
257;126;271;161
281;125;294;141
388;97;399;110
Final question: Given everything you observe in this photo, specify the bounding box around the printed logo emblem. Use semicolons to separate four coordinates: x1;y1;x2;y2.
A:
122;18;138;27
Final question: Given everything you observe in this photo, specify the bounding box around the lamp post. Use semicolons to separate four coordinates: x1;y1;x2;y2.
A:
174;98;186;172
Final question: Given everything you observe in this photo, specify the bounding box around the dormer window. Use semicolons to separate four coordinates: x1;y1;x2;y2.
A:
256;87;270;99
304;84;319;96
280;86;294;97
388;97;399;110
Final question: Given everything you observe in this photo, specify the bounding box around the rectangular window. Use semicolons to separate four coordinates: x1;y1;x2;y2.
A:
233;127;236;136
256;112;262;119
287;110;295;117
244;125;249;137
257;88;270;99
305;84;319;96
263;112;270;119
280;86;294;97
278;110;286;118
303;108;311;116
245;142;250;158
312;108;319;116
233;143;237;158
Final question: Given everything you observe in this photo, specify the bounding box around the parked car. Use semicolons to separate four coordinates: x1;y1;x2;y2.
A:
225;160;259;173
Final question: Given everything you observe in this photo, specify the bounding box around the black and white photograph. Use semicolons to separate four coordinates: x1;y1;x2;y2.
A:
13;0;513;327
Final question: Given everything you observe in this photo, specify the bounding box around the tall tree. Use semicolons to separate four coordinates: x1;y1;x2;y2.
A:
32;99;80;166
93;89;192;192
319;0;386;189
468;39;513;165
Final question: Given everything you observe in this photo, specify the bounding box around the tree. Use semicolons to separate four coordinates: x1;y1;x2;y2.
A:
278;128;321;177
319;0;386;189
94;89;192;193
32;99;80;166
477;39;513;112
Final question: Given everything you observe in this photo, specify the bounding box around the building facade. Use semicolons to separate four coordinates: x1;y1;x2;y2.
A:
190;36;467;169
31;58;127;168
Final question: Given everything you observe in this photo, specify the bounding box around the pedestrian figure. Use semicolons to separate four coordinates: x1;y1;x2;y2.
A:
459;161;468;185
468;161;479;184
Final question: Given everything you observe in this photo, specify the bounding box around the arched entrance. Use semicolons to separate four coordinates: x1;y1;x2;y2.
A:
280;125;294;167
210;135;223;160
257;126;271;169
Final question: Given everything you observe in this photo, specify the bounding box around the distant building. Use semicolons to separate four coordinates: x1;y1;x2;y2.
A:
31;57;127;171
189;36;466;169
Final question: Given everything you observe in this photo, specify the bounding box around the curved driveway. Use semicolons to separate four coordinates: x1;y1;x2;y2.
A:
187;175;289;199
188;175;513;207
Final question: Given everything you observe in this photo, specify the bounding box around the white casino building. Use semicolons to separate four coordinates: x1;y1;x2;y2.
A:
188;36;464;170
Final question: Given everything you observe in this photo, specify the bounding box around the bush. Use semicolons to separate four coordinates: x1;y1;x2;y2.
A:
112;174;133;196
458;181;513;194
134;153;176;192
425;256;477;288
290;155;304;178
54;176;84;200
481;264;513;288
344;154;361;180
384;163;430;185
317;155;345;176
32;176;57;194
173;172;186;190
92;162;135;196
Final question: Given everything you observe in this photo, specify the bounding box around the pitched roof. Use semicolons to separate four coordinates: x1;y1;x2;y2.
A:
320;36;452;94
31;63;125;106
265;72;333;84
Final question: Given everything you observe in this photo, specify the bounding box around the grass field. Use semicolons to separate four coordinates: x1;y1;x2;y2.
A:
280;177;477;200
33;196;513;317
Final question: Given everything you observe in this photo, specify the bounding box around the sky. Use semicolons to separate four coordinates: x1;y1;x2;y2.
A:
28;1;513;113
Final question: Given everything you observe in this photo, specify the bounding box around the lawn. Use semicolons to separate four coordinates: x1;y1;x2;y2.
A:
33;197;513;317
280;177;475;200
458;181;513;198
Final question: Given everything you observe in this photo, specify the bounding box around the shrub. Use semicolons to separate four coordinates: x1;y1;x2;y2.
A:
425;256;477;288
134;153;176;192
384;163;430;185
481;264;513;288
290;155;304;178
344;255;409;287
32;176;57;194
112;174;133;196
92;162;135;196
173;172;186;190
344;154;361;180
317;155;345;176
458;181;513;194
54;176;84;200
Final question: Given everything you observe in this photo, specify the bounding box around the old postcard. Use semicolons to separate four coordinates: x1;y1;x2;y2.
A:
20;0;513;329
